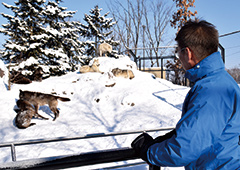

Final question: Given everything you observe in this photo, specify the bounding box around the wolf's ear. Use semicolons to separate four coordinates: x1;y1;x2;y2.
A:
19;89;22;93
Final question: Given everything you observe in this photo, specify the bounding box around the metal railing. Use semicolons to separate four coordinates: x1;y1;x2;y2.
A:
138;56;175;79
0;127;174;170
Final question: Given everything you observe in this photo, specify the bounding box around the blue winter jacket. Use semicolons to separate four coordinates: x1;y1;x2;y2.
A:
147;52;240;169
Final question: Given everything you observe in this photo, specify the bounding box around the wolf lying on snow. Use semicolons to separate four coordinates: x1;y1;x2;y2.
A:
79;59;100;73
15;99;48;129
111;68;135;79
19;90;70;121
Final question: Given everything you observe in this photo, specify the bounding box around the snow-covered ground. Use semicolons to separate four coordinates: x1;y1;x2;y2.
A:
0;57;188;169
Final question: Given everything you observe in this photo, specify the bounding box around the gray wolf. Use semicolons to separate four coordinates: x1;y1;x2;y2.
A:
15;99;48;129
19;90;70;121
98;43;112;57
80;59;101;73
111;68;135;79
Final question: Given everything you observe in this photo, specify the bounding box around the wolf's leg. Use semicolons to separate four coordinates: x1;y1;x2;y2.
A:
35;113;49;120
51;107;59;121
33;104;40;118
34;104;40;113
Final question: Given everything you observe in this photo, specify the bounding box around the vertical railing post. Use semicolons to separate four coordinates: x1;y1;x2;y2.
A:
10;143;16;162
149;164;161;170
139;58;142;71
218;43;225;63
161;57;163;79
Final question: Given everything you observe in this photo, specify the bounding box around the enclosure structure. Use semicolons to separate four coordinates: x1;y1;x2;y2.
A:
123;45;225;86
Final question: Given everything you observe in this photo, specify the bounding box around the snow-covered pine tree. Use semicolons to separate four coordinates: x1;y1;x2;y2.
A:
78;5;118;58
0;0;84;78
41;0;84;75
0;0;46;63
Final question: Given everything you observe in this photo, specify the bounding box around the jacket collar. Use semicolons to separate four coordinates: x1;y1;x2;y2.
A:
185;52;225;83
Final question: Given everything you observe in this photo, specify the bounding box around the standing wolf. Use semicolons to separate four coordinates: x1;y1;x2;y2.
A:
98;43;112;57
19;90;70;121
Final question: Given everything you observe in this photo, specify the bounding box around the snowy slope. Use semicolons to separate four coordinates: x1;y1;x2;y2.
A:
0;56;189;169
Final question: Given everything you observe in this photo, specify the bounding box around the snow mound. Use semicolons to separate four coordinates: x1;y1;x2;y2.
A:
89;56;137;73
0;56;189;170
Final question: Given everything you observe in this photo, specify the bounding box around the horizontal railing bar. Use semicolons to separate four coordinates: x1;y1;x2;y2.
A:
138;56;175;60
0;147;140;170
98;161;146;170
0;127;174;148
126;46;177;50
138;69;177;72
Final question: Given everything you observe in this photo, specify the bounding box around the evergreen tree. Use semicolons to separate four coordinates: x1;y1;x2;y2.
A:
41;0;84;74
0;0;46;63
0;0;84;77
78;5;118;57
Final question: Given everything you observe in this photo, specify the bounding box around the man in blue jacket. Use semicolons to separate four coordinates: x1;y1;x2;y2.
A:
131;20;240;169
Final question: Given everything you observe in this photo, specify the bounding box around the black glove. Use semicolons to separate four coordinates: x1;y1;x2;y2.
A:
131;132;154;163
131;130;176;164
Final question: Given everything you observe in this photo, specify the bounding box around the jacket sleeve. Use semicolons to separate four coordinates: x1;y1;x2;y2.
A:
147;84;232;167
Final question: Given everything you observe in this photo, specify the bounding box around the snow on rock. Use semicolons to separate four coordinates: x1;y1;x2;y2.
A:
0;56;188;170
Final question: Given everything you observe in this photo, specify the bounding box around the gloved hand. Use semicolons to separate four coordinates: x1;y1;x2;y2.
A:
131;132;154;163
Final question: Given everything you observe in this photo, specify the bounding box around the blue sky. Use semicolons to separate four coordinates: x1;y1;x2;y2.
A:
0;0;239;69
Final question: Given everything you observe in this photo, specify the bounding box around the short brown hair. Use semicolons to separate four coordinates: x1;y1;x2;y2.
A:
175;20;219;60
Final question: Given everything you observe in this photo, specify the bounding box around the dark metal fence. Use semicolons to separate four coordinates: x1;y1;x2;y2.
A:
0;127;174;170
138;56;175;79
1;148;138;170
124;45;225;87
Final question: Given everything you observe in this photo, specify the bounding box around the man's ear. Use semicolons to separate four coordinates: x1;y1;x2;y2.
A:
186;47;200;67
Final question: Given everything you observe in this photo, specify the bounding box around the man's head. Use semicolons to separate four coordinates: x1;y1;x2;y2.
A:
175;20;219;70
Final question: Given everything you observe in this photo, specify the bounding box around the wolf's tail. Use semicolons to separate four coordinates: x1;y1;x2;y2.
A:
58;97;71;102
